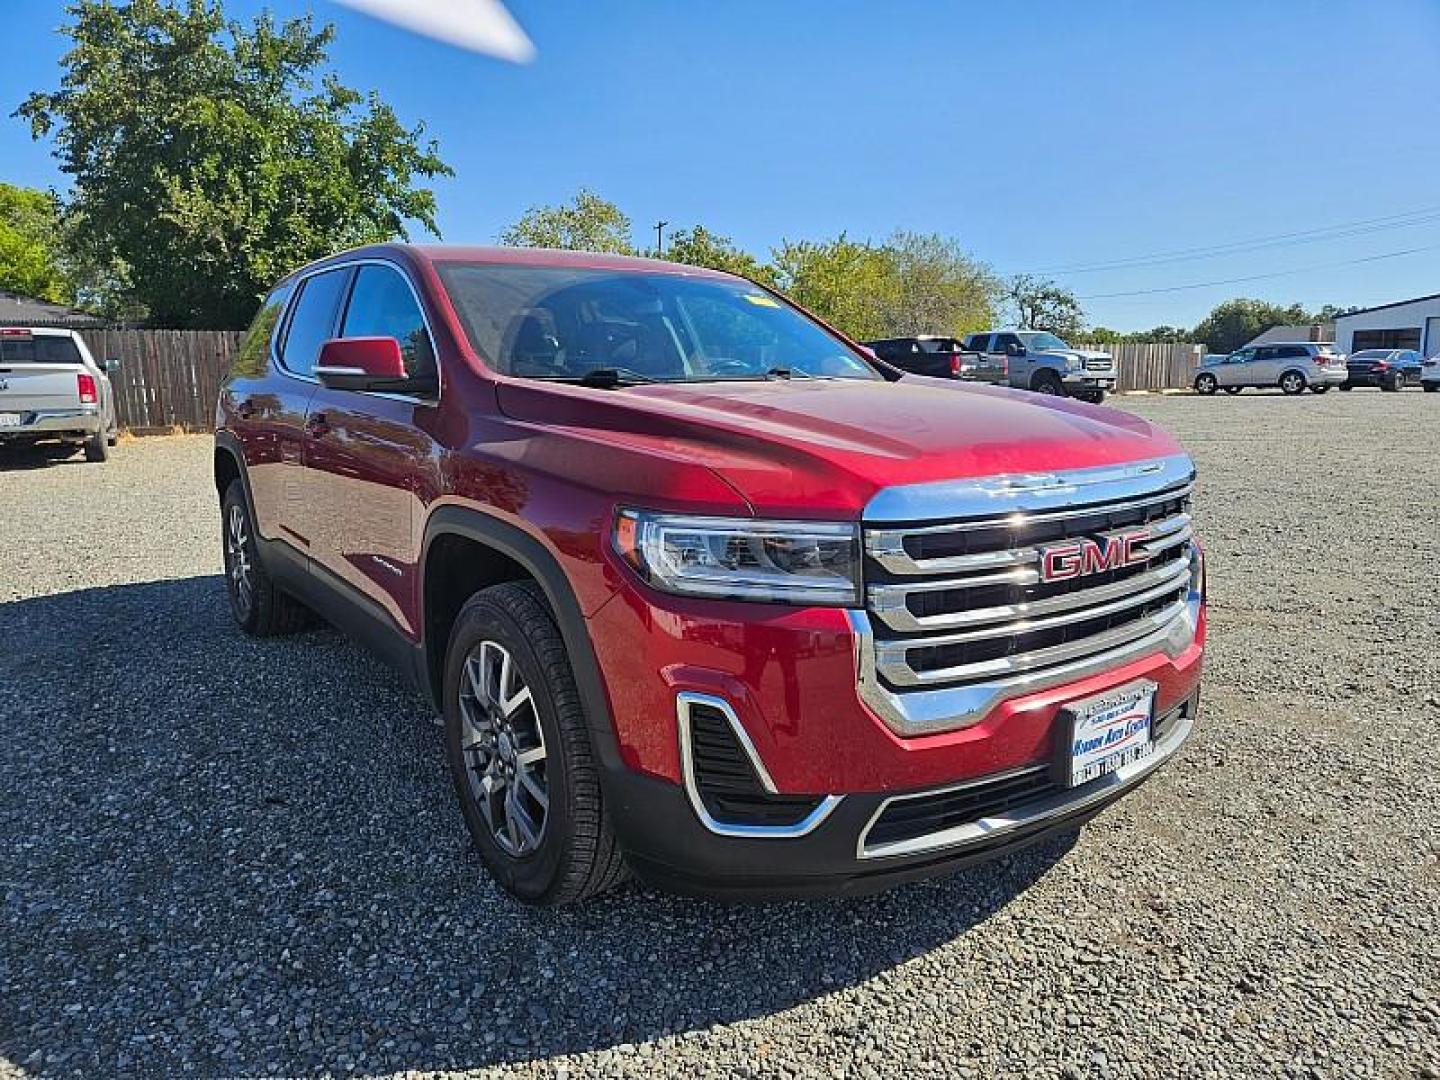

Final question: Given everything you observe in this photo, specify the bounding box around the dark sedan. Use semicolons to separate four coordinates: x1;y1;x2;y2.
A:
1341;349;1422;391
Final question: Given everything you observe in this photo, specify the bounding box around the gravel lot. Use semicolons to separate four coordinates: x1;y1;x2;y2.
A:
2;392;1437;1079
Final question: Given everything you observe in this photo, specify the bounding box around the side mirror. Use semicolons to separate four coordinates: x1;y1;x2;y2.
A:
315;337;410;392
103;357;121;374
1006;343;1026;357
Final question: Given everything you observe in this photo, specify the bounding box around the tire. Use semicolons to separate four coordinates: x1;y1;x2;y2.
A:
1194;373;1218;395
221;480;310;636
1382;374;1401;392
1424;383;1438;393
1223;386;1242;395
1339;383;1352;391
443;580;627;905
83;426;109;462
1031;371;1066;396
1311;385;1330;394
1279;370;1307;396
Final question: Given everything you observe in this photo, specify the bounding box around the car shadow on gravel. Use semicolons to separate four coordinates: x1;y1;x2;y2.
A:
0;444;92;470
0;576;1072;1077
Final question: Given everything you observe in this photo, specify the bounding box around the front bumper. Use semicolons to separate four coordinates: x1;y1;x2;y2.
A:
606;691;1197;898
0;407;102;439
1062;372;1115;390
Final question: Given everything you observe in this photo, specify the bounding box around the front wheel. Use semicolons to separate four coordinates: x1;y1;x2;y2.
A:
221;481;310;636
1423;383;1438;393
1194;373;1218;395
444;581;627;905
1279;371;1307;396
1338;383;1353;391
1031;371;1066;396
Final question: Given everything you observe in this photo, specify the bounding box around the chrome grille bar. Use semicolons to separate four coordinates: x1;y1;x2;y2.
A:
876;596;1189;688
868;549;1192;633
867;494;1192;576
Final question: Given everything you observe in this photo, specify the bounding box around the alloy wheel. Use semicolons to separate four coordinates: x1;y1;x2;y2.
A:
226;503;253;619
458;640;549;857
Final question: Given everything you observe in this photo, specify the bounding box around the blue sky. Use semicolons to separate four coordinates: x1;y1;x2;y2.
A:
3;0;1439;330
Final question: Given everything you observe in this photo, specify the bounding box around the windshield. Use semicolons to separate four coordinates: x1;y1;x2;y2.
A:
436;264;881;383
1017;331;1071;352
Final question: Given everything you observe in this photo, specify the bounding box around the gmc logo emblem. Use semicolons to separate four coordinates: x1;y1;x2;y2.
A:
1040;530;1152;582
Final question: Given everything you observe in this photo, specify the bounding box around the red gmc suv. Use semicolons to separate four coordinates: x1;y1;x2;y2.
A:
214;245;1206;904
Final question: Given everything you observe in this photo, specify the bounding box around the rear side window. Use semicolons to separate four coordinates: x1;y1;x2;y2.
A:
966;334;990;352
340;264;436;381
1276;345;1309;359
280;268;350;377
0;335;82;364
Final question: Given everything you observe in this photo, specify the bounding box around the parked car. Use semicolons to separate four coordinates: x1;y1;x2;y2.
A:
863;336;977;379
0;327;119;461
1422;355;1439;393
215;245;1206;904
1340;349;1422;391
1192;342;1344;396
959;330;1116;403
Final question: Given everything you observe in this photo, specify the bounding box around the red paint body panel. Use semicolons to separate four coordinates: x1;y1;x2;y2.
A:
218;243;1207;815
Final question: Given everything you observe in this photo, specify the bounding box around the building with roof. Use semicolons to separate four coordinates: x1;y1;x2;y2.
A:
0;289;106;328
1243;322;1334;348
1332;293;1440;356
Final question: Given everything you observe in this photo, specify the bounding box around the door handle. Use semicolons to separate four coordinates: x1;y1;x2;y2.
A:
305;413;329;438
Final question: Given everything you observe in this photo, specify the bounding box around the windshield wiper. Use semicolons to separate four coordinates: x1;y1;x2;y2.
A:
570;368;659;387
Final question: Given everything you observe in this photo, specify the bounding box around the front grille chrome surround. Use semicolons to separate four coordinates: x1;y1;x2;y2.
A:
854;454;1202;737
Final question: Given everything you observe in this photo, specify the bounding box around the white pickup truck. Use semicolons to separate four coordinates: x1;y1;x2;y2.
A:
0;328;119;462
959;330;1117;403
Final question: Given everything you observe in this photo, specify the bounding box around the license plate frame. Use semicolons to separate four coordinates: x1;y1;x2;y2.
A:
0;413;22;428
1058;679;1157;788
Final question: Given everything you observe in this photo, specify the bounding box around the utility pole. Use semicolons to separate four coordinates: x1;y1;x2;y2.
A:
654;220;668;257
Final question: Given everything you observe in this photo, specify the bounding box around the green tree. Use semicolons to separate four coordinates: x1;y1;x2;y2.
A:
1006;274;1087;338
17;0;451;328
1190;298;1311;354
876;230;1001;337
770;234;897;339
663;225;776;286
0;183;74;303
500;189;635;254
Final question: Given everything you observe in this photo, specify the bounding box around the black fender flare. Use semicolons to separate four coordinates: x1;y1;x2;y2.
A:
213;430;254;506
419;505;626;774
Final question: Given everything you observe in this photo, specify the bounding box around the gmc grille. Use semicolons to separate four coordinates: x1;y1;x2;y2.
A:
862;466;1195;694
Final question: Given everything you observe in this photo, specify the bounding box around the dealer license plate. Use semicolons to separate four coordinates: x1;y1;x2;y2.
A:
1065;680;1156;787
0;413;21;428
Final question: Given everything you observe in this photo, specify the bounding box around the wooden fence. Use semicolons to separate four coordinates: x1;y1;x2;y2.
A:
76;331;1205;434
1077;342;1203;393
79;329;243;433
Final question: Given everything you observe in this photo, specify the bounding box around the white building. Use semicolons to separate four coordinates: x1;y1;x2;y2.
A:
1333;293;1440;356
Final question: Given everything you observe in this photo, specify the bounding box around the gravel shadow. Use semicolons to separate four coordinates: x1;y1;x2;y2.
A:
0;576;1070;1077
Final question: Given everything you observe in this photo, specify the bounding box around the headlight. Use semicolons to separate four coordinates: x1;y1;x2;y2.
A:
1065;355;1084;370
614;510;861;605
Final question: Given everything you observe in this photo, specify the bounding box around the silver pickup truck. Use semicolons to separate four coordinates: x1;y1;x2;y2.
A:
960;330;1117;403
0;328;119;462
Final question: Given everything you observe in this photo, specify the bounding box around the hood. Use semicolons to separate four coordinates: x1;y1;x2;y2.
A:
496;375;1182;518
1042;348;1111;362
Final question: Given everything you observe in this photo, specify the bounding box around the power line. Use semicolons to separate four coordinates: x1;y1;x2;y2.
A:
1075;241;1440;299
1027;204;1440;276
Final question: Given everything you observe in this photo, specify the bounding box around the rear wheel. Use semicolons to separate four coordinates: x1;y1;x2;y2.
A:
1279;370;1307;396
1338;383;1352;391
1194;373;1218;395
221;480;310;636
1382;373;1402;392
444;581;627;905
83;426;109;462
1424;383;1438;393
